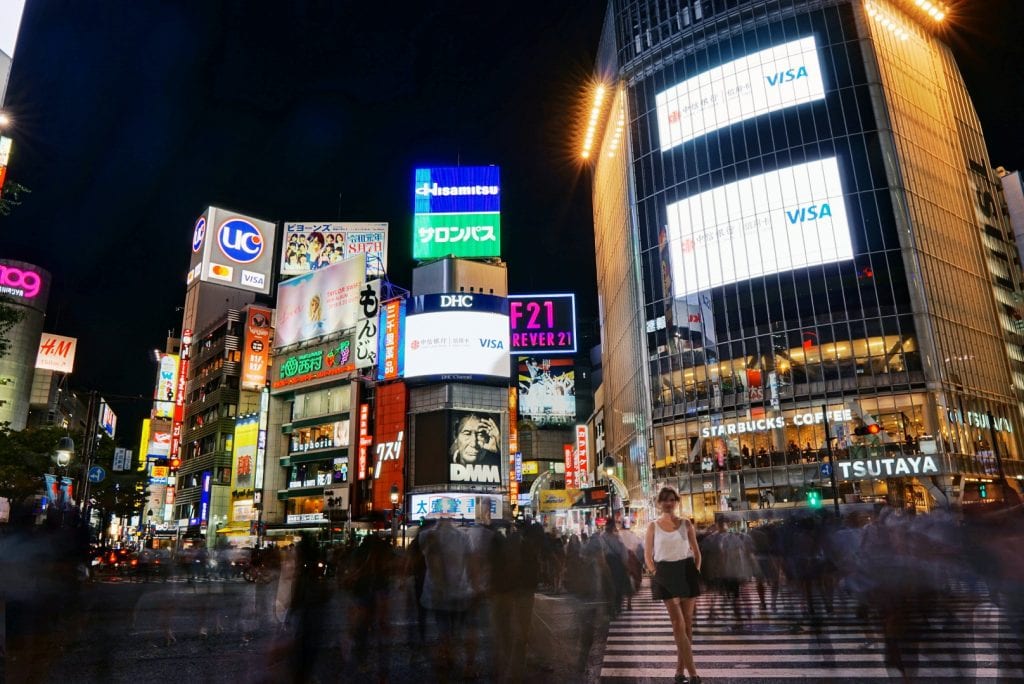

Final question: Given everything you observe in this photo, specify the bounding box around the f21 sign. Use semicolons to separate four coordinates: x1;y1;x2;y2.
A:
508;294;576;355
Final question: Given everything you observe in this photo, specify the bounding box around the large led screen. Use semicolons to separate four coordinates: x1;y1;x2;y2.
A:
656;36;826;151
518;357;575;427
448;409;503;485
275;255;366;347
403;294;510;381
413;166;501;260
666;157;852;298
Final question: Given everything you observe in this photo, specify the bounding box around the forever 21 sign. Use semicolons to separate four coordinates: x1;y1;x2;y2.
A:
508;294;577;355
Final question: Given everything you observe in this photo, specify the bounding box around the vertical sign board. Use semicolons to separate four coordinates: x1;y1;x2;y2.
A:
564;444;576;488
378;298;406;381
170;330;192;465
412;166;501;260
357;403;371;480
355;280;381;370
254;387;270;494
372;382;408;510
241;306;272;390
576;425;589;489
153;353;179;419
508;387;519;507
0;136;12;196
198;471;212;528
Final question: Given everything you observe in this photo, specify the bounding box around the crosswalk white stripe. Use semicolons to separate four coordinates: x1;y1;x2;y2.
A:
599;579;1023;682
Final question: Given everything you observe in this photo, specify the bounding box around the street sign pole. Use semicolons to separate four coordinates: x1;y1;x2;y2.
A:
821;404;841;517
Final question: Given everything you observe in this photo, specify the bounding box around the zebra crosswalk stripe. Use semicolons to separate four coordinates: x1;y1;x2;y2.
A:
600;579;1024;682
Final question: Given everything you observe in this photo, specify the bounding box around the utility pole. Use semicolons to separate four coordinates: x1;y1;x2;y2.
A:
821;404;841;517
77;390;100;531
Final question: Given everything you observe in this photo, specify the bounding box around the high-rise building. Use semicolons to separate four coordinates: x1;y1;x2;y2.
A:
0;259;50;430
586;0;1024;522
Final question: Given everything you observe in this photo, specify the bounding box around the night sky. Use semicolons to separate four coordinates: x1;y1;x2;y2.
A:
2;1;1022;446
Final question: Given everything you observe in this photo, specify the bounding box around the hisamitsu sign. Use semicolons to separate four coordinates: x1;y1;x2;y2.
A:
509;294;577;355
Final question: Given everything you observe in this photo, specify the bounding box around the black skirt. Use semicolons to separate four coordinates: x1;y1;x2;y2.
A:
652;558;701;600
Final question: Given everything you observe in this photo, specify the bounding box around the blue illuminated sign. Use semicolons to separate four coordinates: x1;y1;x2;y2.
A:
414;166;501;215
190;470;212;527
192;217;206;253
217;218;264;264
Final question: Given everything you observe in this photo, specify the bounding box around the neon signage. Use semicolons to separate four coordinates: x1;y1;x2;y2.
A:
0;263;43;299
509;294;577;354
273;340;353;389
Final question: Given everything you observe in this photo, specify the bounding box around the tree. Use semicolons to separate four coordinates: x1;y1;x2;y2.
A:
0;295;25;359
0;424;73;510
0;181;30;217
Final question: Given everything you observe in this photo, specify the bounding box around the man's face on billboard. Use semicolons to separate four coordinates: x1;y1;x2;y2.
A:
457;416;486;462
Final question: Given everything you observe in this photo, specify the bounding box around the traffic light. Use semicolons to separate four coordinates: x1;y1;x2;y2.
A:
854;423;882;436
806;488;822;508
979;483;988;499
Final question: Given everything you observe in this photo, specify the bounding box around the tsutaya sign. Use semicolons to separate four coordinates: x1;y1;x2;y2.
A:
837;455;940;480
700;409;852;438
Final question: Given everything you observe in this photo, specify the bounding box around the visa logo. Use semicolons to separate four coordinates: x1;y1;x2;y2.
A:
479;338;504;349
766;66;808;86
786;203;832;223
241;270;265;289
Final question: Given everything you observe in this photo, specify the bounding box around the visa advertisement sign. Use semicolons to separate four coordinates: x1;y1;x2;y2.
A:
413;166;501;260
665;157;852;298
403;294;510;382
187;206;277;295
656;36;826;151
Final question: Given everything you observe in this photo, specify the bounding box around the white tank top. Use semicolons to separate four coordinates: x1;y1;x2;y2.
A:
653;520;692;562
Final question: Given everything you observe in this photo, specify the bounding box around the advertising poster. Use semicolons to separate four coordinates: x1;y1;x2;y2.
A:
98;401;117;438
280;222;388;278
564;443;576;488
665;157;852;299
449;409;503;485
148;430;171;458
355;280;381;370
232;415;259;491
35;333;77;373
517;357;575;427
656;36;826;151
275;255;366;347
412;166;501;260
242;306;273;390
403;294;510;381
153;353;179;419
408;492;502;522
508;294;577;355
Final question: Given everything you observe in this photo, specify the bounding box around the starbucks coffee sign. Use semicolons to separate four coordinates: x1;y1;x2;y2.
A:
837;455;940;480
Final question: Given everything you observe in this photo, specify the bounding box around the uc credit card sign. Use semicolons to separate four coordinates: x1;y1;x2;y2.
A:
413;166;501;260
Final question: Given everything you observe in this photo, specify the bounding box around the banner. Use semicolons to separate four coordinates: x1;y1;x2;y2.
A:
377;298;406;380
355;281;381;370
275;256;366;347
242;306;273;390
232;415;259;491
281;222;388;278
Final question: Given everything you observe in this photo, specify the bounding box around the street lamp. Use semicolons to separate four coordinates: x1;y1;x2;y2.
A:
55;436;75;468
603;455;616;480
389;483;399;547
0;111;11;128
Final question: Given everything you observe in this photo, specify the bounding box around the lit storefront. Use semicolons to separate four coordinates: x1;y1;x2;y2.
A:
589;0;1024;521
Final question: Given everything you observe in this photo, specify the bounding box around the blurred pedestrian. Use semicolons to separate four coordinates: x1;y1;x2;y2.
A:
644;486;702;684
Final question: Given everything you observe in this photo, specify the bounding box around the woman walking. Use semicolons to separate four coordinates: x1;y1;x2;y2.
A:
645;487;702;684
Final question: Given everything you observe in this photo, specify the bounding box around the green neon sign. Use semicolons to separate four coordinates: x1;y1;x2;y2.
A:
413;212;501;260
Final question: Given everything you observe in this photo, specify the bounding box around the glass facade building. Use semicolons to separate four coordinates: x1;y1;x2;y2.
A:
590;0;1024;522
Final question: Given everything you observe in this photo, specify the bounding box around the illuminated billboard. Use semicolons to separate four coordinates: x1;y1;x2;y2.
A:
0;259;50;309
372;382;407;510
656;36;826;151
98;400;117;438
509;294;577;355
413;166;501;260
187;206;277;294
281;222;388;278
403;294;510;382
241;306;272;390
448;410;503;485
35;333;77;373
518;357;575;427
0;136;11;195
153;353;179;419
377;298;406;381
665;157;852;298
274;255;366;347
231;414;259;491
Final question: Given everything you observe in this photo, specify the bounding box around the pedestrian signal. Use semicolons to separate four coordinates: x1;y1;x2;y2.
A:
854;423;881;436
979;483;988;499
806;488;822;508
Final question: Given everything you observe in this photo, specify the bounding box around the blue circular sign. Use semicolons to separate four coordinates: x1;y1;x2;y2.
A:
217;218;264;264
192;217;206;253
820;462;833;478
88;465;106;483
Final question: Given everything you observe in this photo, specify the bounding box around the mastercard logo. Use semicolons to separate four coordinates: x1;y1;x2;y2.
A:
209;263;234;281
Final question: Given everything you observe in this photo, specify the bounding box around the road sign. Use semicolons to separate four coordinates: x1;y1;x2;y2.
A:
88;465;106;483
820;462;833;478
